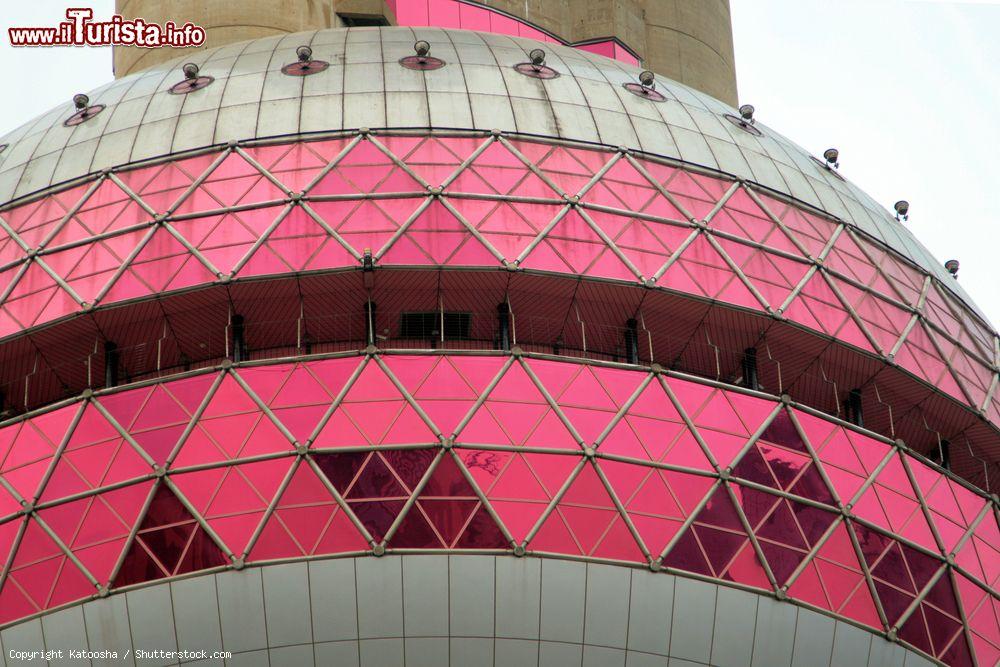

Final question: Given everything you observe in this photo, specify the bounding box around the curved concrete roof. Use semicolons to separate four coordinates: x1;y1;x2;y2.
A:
0;25;984;318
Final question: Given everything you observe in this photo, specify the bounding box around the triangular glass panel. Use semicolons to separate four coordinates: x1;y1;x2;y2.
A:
113;484;226;586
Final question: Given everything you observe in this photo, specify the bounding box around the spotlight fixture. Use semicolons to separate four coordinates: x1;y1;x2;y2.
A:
894;200;909;222
724;103;763;136
823;148;840;169
400;40;445;70
623;70;666;101
514;48;559;79
169;63;215;93
64;93;105;126
282;45;329;76
944;259;960;277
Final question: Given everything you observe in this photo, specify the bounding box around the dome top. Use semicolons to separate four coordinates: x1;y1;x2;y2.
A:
0;26;983;318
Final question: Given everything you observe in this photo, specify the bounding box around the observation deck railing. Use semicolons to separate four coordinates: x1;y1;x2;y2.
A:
0;306;986;490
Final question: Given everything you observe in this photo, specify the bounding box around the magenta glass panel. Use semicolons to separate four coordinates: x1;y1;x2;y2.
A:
803;411;887;505
755;193;839;258
583;158;663;214
2;261;78;330
381;200;496;266
61;180;150;243
955;513;1000;591
666;484;772;590
114;483;227;587
536;461;637;559
735;480;837;585
790;519;880;626
944;340;994;409
852;453;938;552
387;0;647;66
959;573;1000;666
3;185;84;249
0;136;995;452
9;31;1000;649
455;140;559;198
825;230;886;289
174;153;286;216
466;449;575;543
521;209;635;280
531;142;607;194
920;475;988;554
398;453;507;549
172;457;293;556
241;363;335;443
899;573;970;663
255;466;368;559
40;482;150;586
3;516;94;616
895;322;968;400
876;248;928;309
855;519;940;627
783;273;876;352
0;319;994;662
575;40;613;59
321;450;422;542
122;153;219;214
312;140;423;197
0;408;78;503
924;285;968;345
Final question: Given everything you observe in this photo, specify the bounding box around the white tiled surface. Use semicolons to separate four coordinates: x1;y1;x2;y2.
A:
0;26;969;302
0;556;935;667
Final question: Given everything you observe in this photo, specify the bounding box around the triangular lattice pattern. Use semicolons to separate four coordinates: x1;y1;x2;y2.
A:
0;353;994;665
0;134;995;425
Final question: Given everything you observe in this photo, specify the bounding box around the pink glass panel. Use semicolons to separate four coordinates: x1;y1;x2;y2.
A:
578;40;640;66
0;136;994;450
0;123;999;651
665;485;771;589
959;573;1000;666
0;354;992;649
387;0;648;65
113;483;227;587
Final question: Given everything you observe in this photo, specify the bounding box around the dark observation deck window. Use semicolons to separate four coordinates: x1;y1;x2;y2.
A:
400;312;471;340
338;14;390;27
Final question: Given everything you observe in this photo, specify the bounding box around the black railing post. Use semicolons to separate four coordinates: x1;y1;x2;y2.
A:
938;439;951;471
365;301;377;346
104;342;120;387
844;388;863;427
231;315;246;363
742;347;759;391
625;318;639;364
497;303;510;352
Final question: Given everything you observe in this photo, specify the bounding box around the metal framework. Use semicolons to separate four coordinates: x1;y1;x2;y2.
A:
0;130;996;489
0;349;995;665
0;8;994;664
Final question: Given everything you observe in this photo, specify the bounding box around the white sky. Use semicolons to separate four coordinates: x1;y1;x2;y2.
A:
731;0;1000;326
1;0;997;325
